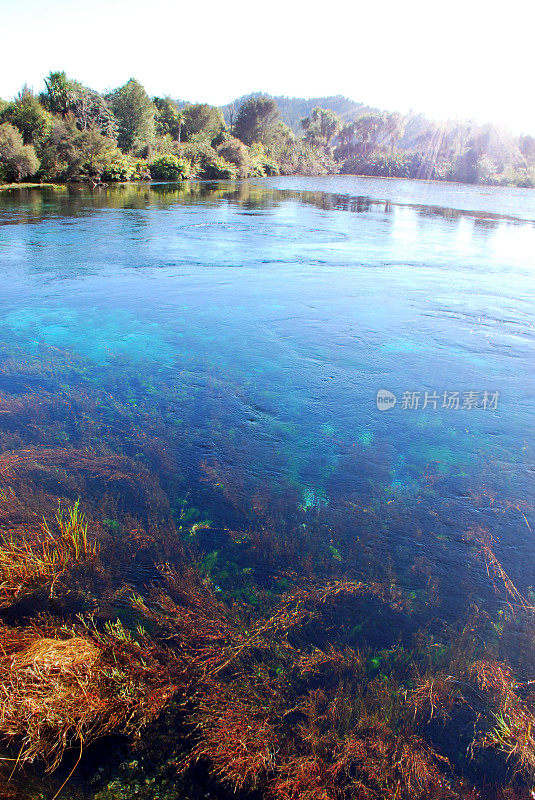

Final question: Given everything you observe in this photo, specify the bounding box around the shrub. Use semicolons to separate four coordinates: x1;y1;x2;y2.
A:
202;156;237;180
278;140;336;175
341;150;454;181
181;103;226;145
342;150;412;178
179;139;237;179
101;154;137;181
216;137;250;177
249;142;279;176
409;152;453;181
149;153;190;181
494;165;535;188
0;87;53;146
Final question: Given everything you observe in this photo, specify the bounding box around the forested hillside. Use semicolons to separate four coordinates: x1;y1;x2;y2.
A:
219;93;368;132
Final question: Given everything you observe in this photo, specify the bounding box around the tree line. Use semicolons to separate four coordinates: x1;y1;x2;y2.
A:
0;72;533;187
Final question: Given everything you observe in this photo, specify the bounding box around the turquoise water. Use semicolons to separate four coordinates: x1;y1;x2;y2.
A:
0;177;533;619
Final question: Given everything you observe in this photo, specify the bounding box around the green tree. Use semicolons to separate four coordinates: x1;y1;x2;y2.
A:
38;115;120;180
0;86;53;146
350;112;388;156
520;135;535;161
153;97;186;142
0;122;40;182
41;71;74;116
179;139;236;179
181;104;225;144
70;86;117;139
301;107;342;147
383;112;406;152
217;137;250;177
107;79;156;152
79;126;122;178
41;71;117;139
249;142;279;176
233;97;280;146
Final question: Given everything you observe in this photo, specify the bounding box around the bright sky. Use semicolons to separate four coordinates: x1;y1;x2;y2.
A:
1;0;533;134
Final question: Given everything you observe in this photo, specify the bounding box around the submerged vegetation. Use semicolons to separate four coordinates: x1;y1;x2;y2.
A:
1;74;534;187
0;342;531;800
0;500;97;607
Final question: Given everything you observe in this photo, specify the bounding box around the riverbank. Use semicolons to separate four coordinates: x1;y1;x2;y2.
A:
2;168;534;193
0;182;65;191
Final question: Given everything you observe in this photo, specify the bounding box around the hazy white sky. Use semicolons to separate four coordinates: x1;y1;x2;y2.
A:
1;0;533;133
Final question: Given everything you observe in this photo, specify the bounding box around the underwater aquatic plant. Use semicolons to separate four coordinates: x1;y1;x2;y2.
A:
0;623;177;776
0;346;533;800
187;691;277;791
0;632;102;769
170;577;476;800
467;526;534;613
0;500;98;606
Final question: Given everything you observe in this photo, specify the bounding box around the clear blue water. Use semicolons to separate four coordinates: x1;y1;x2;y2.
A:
0;177;533;619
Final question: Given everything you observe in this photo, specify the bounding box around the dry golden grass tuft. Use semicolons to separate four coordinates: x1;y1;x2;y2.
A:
0;630;103;769
0;623;177;774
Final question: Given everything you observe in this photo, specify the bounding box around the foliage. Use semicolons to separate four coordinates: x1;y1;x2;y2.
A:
179;138;237;179
38;115;122;180
181;103;226;145
41;71;73;116
278;138;338;175
343;149;454;181
202;155;237;180
0;86;53;146
153;96;184;141
495;165;535;188
233;95;281;146
301;106;342;146
249;142;280;176
343;150;412;178
149;153;191;180
222;93;365;133
349;112;389;155
0;76;533;186
107;78;156;152
69;85;117;139
100;154;148;182
41;71;117;139
216;136;250;177
0;122;40;181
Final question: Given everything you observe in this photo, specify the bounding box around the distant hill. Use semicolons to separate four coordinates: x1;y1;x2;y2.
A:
223;94;374;132
177;93;372;133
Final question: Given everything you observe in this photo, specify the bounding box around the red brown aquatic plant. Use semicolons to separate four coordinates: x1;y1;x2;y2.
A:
187;689;278;791
1;347;534;799
169;579;474;800
467;526;534;612
0;621;177;773
409;676;460;723
0;500;98;607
